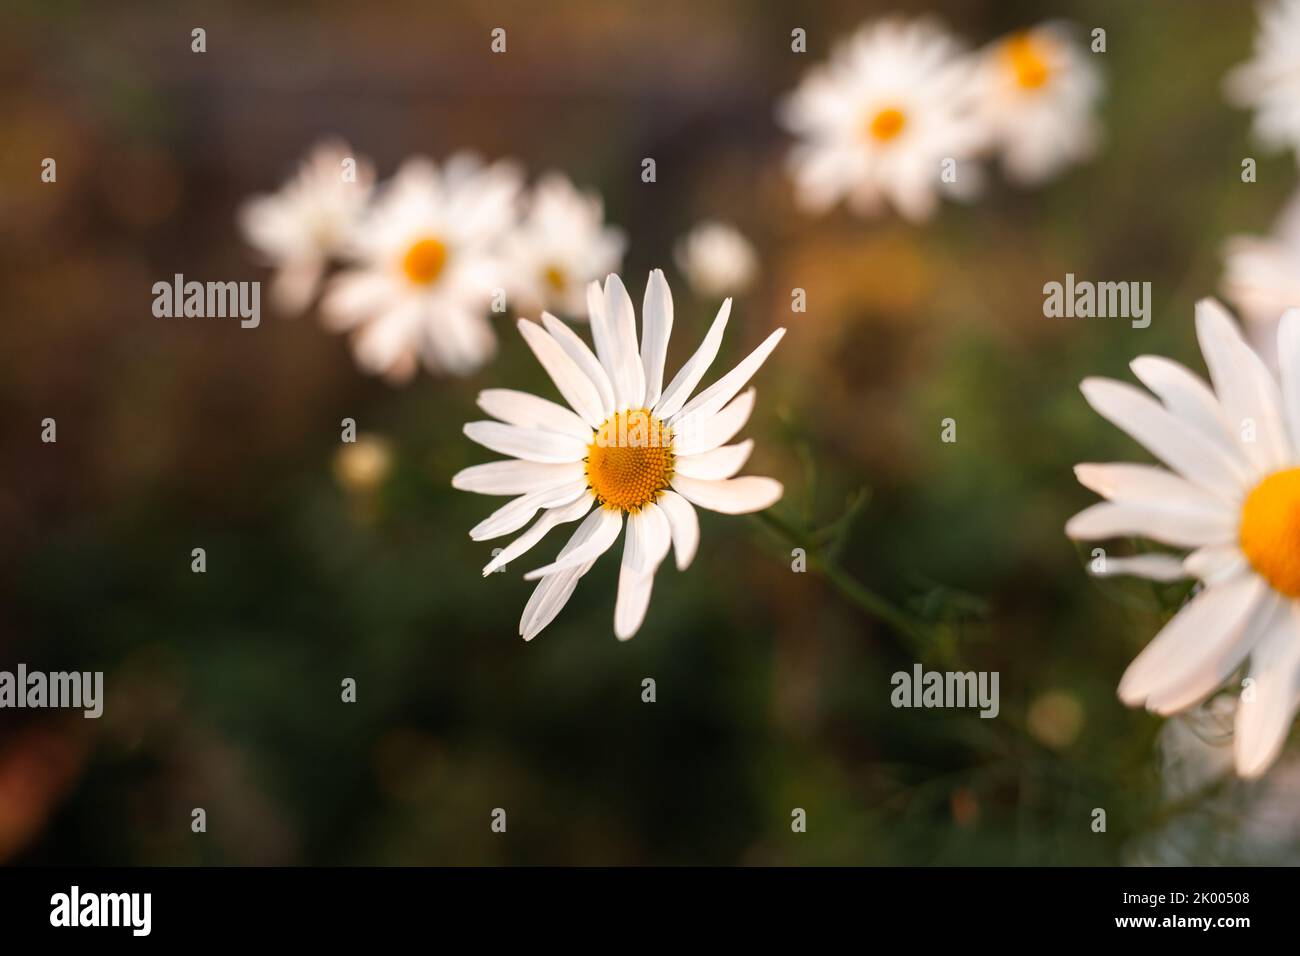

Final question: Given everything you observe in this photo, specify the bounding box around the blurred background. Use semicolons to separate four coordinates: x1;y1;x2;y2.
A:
1;0;1295;865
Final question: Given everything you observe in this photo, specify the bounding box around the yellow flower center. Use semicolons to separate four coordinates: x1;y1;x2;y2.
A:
401;237;448;285
585;409;674;512
544;264;568;292
1240;467;1300;597
1004;33;1051;90
866;107;907;143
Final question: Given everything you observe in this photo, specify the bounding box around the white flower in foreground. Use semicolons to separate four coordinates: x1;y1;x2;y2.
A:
777;17;985;221
674;221;759;298
1222;190;1300;370
968;23;1102;186
321;154;522;382
1225;0;1300;158
238;139;374;314
502;173;626;318
1067;298;1300;778
454;269;785;641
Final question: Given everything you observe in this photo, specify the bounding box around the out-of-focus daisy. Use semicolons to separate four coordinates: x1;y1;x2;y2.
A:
1068;298;1300;778
777;17;985;221
502;172;625;318
321;154;522;382
968;23;1102;186
238;139;374;314
454;269;784;641
1225;0;1300;158
1222;190;1300;370
674;221;758;298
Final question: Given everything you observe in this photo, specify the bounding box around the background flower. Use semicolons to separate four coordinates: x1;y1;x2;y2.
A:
674;220;759;298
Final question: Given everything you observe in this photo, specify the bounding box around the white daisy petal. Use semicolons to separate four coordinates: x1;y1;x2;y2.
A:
670;474;783;514
671;328;785;428
470;480;589;541
1129;356;1237;454
1118;572;1265;708
1064;501;1236;549
519;507;607;641
515;319;607;427
640;269;674;409
614;505;671;640
482;497;593;576
1087;553;1189;582
653;298;732;420
463;421;588;463
586;280;618;389
1184;544;1250;585
602;273;646;409
452;460;584;496
1235;601;1300;778
1276;308;1300;451
1072;463;1233;515
477;389;592;441
523;508;624;580
673;440;754;481
672;389;756;457
656;490;699;571
540;313;616;416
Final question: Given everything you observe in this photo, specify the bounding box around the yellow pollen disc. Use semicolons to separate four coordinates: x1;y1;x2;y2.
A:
585;409;674;512
1240;467;1300;597
401;237;448;285
544;264;568;291
866;106;907;143
1004;33;1051;90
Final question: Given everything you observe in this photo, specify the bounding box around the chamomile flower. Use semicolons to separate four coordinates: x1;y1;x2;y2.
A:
321;154;523;382
777;17;985;221
1222;190;1300;370
454;269;785;641
674;221;759;297
238;139;374;314
968;23;1102;186
1225;0;1300;159
502;173;626;317
1068;298;1300;778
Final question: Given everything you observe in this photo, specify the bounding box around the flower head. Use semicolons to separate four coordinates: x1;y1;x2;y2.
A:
1068;298;1300;778
455;270;784;641
674;221;759;298
1225;0;1300;159
1222;189;1300;371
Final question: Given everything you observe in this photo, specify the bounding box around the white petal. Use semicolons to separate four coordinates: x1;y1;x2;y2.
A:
1195;297;1291;473
1064;501;1236;548
1088;553;1189;582
516;319;606;427
463;421;587;463
671;328;785;428
1079;377;1250;500
586;279;618;393
519;508;606;641
672;388;756;457
670;474;783;514
654;298;731;420
1235;601;1300;778
674;440;754;480
656;489;699;571
452;460;584;496
614;570;654;642
1072;463;1232;515
640;269;674;409
1184;544;1249;585
469;480;589;541
614;505;671;640
1129;356;1237;455
523;508;623;579
540;313;616;417
603;274;646;409
477;389;592;441
482;497;592;575
1277;309;1300;453
1118;573;1265;708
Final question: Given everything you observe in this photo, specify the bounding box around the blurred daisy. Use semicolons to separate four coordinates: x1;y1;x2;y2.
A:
454;269;785;641
238;139;374;314
1222;189;1300;370
674;221;758;297
1068;298;1300;778
969;23;1102;186
503;172;625;318
777;17;985;221
322;154;522;382
1225;0;1300;158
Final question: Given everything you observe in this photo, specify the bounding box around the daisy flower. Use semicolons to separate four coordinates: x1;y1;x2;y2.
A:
1067;298;1300;778
321;154;523;382
502;172;626;318
454;269;785;641
776;17;985;221
968;23;1102;186
674;221;759;298
1225;0;1300;158
238;139;374;314
1222;189;1300;370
